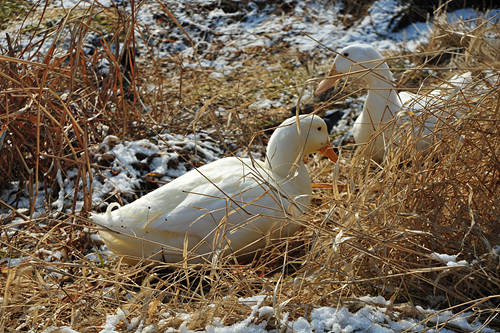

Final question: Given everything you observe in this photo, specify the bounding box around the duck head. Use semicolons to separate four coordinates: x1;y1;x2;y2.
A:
265;115;337;177
297;116;337;161
315;44;389;95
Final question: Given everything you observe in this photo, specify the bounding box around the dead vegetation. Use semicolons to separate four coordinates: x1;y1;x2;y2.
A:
0;1;499;332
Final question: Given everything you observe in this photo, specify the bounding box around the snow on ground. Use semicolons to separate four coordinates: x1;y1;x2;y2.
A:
3;0;499;66
2;1;500;332
41;293;497;333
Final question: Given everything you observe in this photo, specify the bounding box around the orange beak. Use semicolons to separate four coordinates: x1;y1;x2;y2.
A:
315;65;343;95
318;143;338;163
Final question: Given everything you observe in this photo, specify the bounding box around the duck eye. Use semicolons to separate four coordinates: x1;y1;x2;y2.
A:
317;126;322;131
343;52;349;57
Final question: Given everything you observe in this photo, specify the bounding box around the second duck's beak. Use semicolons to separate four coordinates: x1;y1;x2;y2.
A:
315;65;343;95
318;143;338;163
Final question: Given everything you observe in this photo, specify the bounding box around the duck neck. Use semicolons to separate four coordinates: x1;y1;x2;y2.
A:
264;141;307;180
364;68;394;89
363;69;401;123
263;124;312;182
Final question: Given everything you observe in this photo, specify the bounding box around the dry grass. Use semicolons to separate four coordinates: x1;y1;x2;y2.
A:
1;2;500;332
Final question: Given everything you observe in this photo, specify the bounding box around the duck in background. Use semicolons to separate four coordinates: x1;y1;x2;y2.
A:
92;115;338;265
315;44;471;163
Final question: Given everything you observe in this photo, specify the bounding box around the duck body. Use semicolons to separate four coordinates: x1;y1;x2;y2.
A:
315;44;469;163
92;115;337;265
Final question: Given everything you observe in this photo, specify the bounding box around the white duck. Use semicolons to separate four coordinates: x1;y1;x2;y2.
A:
92;115;338;265
315;44;470;163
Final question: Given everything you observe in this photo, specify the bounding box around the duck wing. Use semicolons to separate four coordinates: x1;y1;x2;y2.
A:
94;156;306;263
391;73;473;152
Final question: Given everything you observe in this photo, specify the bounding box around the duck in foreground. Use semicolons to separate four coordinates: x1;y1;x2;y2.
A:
92;115;338;265
315;44;470;163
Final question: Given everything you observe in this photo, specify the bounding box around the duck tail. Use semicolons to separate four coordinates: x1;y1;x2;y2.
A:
106;202;121;218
